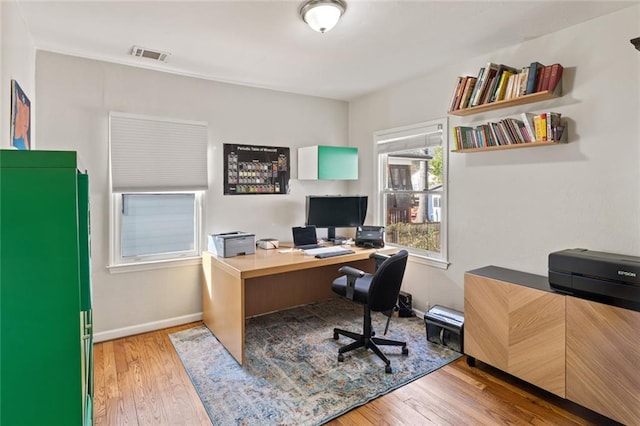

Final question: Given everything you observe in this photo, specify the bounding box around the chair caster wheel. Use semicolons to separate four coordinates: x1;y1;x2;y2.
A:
385;365;392;374
333;332;339;340
402;347;409;356
338;354;344;362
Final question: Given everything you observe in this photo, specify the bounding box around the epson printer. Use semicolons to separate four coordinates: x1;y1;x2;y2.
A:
548;248;640;311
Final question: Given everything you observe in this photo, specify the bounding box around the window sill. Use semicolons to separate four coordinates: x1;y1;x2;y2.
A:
107;256;202;274
384;244;450;270
408;253;450;270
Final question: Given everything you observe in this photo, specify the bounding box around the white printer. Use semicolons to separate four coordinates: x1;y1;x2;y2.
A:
208;232;255;257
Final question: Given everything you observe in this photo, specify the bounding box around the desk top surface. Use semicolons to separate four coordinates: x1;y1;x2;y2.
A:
204;246;382;278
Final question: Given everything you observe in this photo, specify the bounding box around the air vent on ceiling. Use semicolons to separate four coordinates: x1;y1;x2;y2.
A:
131;46;170;62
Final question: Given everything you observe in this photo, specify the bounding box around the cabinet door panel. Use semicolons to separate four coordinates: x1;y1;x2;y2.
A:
508;286;565;397
464;274;509;370
465;272;566;398
566;297;640;425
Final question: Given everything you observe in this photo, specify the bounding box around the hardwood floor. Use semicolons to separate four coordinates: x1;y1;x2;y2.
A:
94;322;617;425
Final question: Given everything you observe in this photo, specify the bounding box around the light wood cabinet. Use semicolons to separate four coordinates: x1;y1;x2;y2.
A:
465;265;640;424
464;267;566;397
566;297;640;425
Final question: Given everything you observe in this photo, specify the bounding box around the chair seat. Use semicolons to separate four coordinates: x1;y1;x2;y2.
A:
332;274;372;304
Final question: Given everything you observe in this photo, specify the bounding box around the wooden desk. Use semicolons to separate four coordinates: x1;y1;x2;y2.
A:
202;247;377;365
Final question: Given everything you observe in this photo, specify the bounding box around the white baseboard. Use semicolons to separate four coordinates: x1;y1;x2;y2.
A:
93;312;203;343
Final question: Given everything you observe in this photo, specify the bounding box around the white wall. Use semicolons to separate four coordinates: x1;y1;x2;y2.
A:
349;6;640;314
35;52;350;339
23;5;640;338
1;0;36;147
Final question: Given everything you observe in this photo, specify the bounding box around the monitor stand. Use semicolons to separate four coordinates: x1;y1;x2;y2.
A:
327;227;348;244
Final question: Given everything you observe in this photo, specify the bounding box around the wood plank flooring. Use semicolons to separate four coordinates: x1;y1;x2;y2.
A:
93;322;618;425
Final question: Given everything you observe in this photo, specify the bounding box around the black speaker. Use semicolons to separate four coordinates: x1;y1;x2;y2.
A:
398;291;414;317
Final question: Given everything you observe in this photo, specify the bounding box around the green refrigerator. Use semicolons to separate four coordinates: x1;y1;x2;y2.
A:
0;150;93;425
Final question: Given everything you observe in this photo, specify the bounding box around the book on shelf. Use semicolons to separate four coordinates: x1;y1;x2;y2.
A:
517;66;530;97
453;126;474;150
547;64;564;92
539;65;554;92
449;76;477;111
488;122;504;145
504;73;517;101
468;67;485;107
538;113;548;141
471;62;499;107
488;64;518;103
521;112;536;142
449;76;463;111
488;123;501;146
458;76;477;109
545;112;562;141
526;62;544;94
448;76;464;112
492;71;513;102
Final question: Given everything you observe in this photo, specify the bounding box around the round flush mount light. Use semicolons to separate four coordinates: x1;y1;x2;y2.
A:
300;0;347;33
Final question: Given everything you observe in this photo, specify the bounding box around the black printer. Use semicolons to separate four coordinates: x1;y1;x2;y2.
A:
548;248;640;311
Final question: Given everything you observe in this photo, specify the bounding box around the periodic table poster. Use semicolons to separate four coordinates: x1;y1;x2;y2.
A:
223;143;290;195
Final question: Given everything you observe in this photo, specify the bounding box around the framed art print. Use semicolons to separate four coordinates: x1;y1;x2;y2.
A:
10;80;31;150
223;143;290;195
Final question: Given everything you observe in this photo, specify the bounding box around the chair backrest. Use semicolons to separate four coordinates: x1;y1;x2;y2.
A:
367;250;409;312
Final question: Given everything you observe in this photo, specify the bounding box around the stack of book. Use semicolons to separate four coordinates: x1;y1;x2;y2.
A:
452;112;565;150
448;62;564;112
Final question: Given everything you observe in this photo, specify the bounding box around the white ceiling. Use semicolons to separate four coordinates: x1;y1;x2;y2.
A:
16;0;638;101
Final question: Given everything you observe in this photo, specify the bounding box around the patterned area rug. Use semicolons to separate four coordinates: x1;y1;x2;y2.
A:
169;298;461;425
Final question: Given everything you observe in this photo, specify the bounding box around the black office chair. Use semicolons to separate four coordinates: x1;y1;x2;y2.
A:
332;250;409;373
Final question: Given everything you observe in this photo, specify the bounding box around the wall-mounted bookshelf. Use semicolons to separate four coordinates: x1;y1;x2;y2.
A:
449;88;560;117
452;140;563;153
448;61;568;153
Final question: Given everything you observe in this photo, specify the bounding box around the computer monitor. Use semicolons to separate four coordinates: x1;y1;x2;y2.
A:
305;195;368;242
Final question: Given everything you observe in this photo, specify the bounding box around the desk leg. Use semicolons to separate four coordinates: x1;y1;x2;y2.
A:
202;256;245;365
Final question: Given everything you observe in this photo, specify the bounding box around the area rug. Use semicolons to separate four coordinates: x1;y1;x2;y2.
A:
169;298;461;425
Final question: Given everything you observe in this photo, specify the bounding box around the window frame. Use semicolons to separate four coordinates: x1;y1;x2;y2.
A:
108;112;208;273
374;118;449;269
108;191;204;273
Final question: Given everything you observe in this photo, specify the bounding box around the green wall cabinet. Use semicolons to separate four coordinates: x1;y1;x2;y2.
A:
0;150;93;426
298;145;358;180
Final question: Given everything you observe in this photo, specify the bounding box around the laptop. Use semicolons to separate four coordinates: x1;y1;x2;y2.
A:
292;226;322;249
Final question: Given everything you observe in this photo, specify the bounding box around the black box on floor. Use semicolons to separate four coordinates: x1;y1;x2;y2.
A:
398;291;414;317
424;305;464;353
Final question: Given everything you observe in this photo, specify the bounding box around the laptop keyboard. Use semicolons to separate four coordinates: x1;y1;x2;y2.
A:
296;244;322;250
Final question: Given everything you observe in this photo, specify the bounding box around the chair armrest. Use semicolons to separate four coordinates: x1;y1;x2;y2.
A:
370;252;390;269
370;252;390;262
338;265;365;278
338;266;365;300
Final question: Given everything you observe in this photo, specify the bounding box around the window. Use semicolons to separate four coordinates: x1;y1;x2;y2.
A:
120;193;200;256
109;113;208;269
375;118;448;268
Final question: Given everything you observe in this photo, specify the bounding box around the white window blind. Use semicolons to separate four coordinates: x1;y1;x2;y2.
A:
376;123;443;154
110;112;208;192
121;194;196;258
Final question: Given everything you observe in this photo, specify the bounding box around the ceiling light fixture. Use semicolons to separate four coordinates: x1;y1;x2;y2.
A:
300;0;346;34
